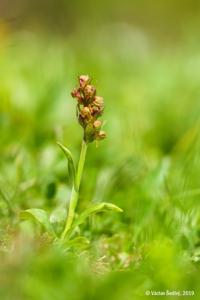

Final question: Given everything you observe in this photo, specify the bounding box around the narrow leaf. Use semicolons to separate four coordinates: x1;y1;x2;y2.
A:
20;208;56;237
72;202;123;230
57;142;76;185
65;236;90;249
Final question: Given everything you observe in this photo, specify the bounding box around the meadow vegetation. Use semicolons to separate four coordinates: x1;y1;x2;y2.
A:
0;27;200;299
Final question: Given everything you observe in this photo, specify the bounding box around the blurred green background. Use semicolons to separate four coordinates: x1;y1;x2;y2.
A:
1;1;200;299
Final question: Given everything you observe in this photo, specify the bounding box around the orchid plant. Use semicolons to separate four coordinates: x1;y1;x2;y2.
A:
21;75;123;245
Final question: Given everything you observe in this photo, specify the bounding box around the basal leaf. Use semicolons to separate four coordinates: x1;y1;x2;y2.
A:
72;202;123;230
20;208;56;237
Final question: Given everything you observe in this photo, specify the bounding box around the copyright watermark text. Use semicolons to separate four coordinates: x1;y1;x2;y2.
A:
145;290;195;297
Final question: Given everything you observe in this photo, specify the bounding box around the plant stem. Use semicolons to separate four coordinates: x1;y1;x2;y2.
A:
61;140;88;240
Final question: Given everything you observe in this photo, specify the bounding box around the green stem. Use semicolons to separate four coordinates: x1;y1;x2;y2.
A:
61;140;88;240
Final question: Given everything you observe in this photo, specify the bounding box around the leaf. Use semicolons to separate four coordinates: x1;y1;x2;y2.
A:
57;142;76;185
55;236;90;252
71;202;123;230
20;208;56;237
64;236;90;249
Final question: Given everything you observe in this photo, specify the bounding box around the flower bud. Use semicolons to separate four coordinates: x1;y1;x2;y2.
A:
84;85;96;101
91;103;104;117
84;123;96;143
93;96;104;109
79;75;90;88
71;88;83;103
93;120;102;129
96;130;106;140
71;88;78;98
80;106;91;119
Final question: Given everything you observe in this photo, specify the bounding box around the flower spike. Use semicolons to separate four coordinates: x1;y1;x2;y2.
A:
71;75;106;143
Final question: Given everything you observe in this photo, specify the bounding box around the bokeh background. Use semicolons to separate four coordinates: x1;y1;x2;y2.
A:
1;1;200;299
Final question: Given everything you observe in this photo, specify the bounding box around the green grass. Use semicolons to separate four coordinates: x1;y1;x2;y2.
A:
0;29;200;299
